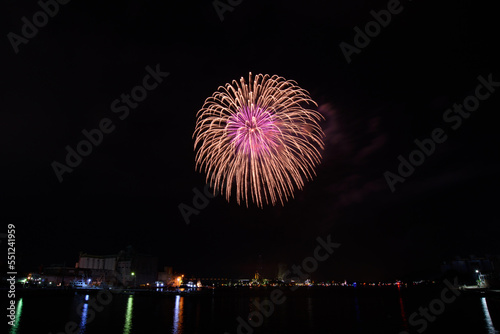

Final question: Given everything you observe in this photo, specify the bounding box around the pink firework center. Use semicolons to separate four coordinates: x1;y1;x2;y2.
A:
194;73;324;208
226;106;280;156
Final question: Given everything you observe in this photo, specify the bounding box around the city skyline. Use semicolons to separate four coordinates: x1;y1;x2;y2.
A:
14;240;500;285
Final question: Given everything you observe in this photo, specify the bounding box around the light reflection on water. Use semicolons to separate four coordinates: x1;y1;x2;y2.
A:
79;302;89;334
173;295;184;334
481;297;499;334
123;295;134;334
8;290;498;333
9;298;23;334
397;285;409;332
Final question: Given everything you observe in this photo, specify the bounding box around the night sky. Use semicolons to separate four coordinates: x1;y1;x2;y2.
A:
1;0;499;282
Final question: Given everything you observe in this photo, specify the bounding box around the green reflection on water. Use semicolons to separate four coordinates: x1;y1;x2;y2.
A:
123;295;134;334
9;298;23;334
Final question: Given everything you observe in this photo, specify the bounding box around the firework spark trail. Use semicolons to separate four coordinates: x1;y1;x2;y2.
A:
194;73;325;208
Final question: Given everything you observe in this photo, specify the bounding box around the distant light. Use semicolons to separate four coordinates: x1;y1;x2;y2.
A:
131;272;135;276
85;295;90;301
476;270;479;273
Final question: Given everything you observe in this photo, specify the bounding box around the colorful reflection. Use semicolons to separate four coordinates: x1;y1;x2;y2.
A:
397;285;409;332
481;297;498;334
123;295;134;334
79;302;89;334
173;295;184;334
9;298;23;334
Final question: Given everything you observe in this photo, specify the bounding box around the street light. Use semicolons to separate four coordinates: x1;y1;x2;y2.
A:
131;272;136;287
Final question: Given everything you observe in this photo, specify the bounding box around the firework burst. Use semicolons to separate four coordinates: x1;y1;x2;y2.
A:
193;73;324;207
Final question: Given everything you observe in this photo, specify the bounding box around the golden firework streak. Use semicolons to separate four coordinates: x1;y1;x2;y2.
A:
194;73;325;208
